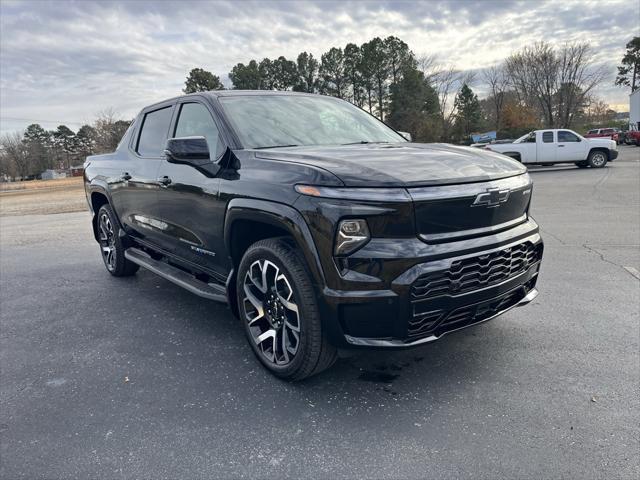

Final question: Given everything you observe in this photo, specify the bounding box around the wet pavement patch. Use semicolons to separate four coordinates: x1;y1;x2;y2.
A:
358;370;400;383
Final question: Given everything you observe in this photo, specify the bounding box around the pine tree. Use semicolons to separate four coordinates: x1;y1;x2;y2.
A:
388;66;439;142
454;83;481;139
183;68;224;93
615;37;640;92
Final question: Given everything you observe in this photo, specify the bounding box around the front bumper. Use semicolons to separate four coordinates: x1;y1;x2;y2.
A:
320;226;543;348
609;149;619;160
345;288;538;347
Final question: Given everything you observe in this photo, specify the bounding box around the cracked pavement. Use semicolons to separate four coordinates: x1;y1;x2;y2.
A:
1;146;639;479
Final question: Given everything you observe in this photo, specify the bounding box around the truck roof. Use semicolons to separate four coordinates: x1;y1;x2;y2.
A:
141;90;330;112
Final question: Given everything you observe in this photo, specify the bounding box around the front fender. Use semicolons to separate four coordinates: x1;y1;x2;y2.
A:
223;198;326;288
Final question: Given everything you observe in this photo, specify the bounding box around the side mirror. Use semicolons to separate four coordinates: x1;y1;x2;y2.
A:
398;131;412;142
163;136;220;177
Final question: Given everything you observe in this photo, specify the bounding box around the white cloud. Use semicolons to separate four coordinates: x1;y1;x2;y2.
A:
0;0;638;133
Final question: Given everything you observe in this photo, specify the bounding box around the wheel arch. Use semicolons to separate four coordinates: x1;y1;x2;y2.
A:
224;199;326;296
588;147;610;160
87;184;125;243
88;185;112;242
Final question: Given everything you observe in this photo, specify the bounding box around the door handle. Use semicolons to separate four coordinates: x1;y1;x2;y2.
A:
157;175;172;186
121;172;132;181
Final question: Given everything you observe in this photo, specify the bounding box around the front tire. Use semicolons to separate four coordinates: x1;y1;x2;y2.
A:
237;238;337;381
97;204;139;277
587;150;608;168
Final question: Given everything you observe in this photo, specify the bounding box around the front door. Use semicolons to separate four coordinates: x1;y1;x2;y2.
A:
556;130;586;162
109;104;174;246
156;100;228;277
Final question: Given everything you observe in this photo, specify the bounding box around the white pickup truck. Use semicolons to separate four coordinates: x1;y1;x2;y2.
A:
486;129;618;168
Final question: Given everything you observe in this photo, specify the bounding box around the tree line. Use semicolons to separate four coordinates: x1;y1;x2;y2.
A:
0;110;131;180
2;36;635;181
184;35;636;145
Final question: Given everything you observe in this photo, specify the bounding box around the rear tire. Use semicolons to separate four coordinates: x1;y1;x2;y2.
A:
575;161;589;168
587;150;607;168
97;204;139;277
236;238;337;381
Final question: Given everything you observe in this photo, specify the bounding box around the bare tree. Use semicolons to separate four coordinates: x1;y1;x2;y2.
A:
483;65;509;130
432;67;462;140
506;42;558;127
584;97;616;125
417;54;439;83
93;108;131;154
555;43;607;128
417;56;469;140
0;132;31;179
505;41;605;128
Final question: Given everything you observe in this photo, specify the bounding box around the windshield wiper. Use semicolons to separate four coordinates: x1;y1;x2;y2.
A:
341;141;390;145
254;144;300;149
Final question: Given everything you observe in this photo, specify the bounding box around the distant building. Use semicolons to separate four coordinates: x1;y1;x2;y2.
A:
630;89;640;130
70;165;84;177
40;169;67;180
614;111;629;121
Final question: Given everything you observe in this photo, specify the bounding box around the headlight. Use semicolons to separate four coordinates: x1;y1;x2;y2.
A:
335;219;370;256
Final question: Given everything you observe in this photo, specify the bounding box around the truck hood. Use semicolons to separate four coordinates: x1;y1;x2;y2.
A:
252;142;526;187
585;137;616;148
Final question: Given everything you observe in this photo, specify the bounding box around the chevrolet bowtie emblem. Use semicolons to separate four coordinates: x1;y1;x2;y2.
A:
472;188;510;207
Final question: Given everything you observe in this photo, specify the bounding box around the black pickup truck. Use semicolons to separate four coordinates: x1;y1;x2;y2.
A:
84;91;543;380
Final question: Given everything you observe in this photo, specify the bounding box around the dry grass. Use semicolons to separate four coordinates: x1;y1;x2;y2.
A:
0;176;83;191
0;177;87;216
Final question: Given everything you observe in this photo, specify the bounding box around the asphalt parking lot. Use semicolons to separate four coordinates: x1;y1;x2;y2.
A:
1;146;639;479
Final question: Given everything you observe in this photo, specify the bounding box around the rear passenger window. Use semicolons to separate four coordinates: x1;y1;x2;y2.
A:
136;106;173;157
174;103;225;159
558;130;580;142
542;131;554;143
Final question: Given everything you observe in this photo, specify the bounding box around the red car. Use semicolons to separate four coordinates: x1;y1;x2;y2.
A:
625;130;640;146
585;128;621;144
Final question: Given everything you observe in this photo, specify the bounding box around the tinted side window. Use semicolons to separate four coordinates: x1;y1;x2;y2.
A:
136;106;173;157
542;131;554;143
174;103;224;159
558;130;580;142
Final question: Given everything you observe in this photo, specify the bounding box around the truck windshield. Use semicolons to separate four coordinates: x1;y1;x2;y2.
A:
218;94;405;149
514;132;535;143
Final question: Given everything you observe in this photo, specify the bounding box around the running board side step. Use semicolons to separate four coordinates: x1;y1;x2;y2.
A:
125;247;227;303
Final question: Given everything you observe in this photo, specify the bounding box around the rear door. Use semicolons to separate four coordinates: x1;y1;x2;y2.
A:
109;103;174;245
537;130;557;163
556;130;586;161
156;99;228;276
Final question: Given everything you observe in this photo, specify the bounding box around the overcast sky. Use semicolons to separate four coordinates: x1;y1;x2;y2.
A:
1;0;638;133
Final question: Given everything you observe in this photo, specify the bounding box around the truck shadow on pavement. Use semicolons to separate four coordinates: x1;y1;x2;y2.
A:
125;268;511;411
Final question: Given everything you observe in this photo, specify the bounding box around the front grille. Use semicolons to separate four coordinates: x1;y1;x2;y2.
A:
411;242;542;301
407;310;444;338
437;289;522;332
407;286;527;339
